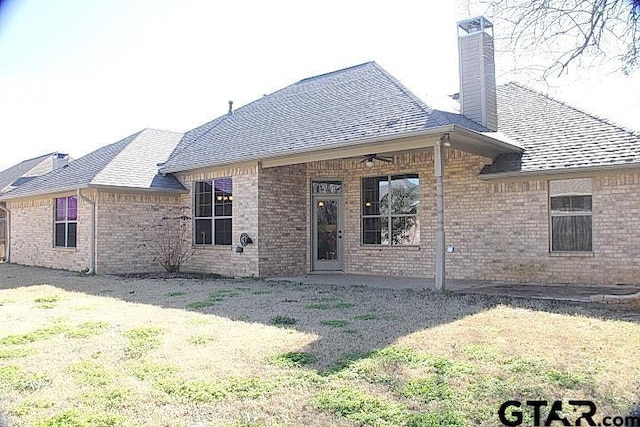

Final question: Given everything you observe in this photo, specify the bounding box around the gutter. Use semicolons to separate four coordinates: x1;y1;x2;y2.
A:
77;189;96;274
478;161;640;180
0;183;187;202
0;203;10;263
160;124;524;174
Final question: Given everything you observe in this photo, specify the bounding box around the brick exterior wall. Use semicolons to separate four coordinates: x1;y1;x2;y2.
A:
7;193;91;271
175;164;260;277
95;191;184;274
5;149;639;286
301;149;639;285
258;164;307;276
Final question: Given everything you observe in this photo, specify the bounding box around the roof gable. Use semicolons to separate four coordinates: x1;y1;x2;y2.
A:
0;153;58;195
161;62;488;173
1;129;186;200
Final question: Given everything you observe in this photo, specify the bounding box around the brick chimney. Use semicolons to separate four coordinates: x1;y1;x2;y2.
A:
457;16;498;131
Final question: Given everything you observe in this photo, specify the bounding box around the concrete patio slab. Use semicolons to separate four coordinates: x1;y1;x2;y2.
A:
269;274;640;303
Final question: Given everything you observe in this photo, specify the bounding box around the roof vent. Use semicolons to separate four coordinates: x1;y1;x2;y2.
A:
228;100;233;115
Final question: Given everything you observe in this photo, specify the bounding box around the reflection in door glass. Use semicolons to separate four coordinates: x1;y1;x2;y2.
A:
316;200;338;261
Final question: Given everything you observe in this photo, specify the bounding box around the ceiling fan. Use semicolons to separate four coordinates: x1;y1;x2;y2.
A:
360;154;393;167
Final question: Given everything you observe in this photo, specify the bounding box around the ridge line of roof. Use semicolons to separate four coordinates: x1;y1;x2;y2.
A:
504;81;640;138
370;62;434;118
296;61;375;84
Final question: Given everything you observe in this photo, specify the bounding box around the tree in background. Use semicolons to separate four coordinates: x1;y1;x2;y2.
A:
461;0;639;76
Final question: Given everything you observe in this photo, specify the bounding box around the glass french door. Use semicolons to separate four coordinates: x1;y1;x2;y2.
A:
312;182;343;271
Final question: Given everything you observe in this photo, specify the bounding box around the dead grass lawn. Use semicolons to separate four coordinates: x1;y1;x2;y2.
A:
0;264;638;426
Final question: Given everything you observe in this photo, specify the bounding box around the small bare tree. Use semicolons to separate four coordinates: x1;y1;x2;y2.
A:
142;207;194;273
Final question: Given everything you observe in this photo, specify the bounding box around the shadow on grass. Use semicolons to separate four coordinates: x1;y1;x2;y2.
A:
1;263;638;371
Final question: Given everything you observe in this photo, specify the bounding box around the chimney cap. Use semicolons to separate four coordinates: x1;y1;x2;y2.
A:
457;16;493;34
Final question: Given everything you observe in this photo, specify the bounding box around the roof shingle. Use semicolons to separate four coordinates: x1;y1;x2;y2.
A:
482;83;640;175
1;129;186;200
161;62;488;173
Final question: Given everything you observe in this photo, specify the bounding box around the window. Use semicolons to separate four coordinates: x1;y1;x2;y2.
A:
549;178;592;252
54;196;77;248
362;174;419;245
194;178;233;246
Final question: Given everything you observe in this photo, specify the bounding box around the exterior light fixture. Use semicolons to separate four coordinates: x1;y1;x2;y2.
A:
318;201;325;207
365;201;372;207
365;159;375;167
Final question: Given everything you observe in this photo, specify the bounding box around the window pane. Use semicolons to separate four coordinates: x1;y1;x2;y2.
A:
312;181;342;194
67;196;78;221
55;198;67;221
391;216;420;245
363;217;382;244
195;182;212;217
195;219;212;244
551;195;591;213
55;223;66;247
362;177;388;216
552;216;592;251
214;178;233;218
67;223;77;248
214;218;232;245
390;174;419;215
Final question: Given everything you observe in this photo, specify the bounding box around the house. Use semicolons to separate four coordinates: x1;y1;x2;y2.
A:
0;128;185;273
1;17;639;286
0;152;70;261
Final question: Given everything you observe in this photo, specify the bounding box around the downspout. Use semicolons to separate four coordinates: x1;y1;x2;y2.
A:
433;135;448;291
0;203;10;263
77;189;95;274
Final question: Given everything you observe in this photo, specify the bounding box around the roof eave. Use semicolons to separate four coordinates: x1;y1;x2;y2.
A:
161;125;523;173
478;161;640;180
0;182;188;201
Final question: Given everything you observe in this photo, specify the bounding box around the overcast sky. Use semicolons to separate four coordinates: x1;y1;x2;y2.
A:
1;0;638;171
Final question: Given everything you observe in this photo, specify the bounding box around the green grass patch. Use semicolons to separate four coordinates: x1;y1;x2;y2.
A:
166;291;186;297
0;347;37;359
267;352;316;368
159;376;278;403
65;321;109;339
403;376;453;402
69;360;112;386
545;369;592;389
0;324;69;345
0;365;51;393
315;386;407;426
186;289;240;309
354;313;377;320
270;315;297;326
34;408;124;427
123;327;164;358
158;378;227;403
80;386;133;409
320;319;349;327
187;333;217;345
461;343;504;361
409;410;468;427
9;399;55;416
305;299;355;310
33;295;62;309
126;359;178;382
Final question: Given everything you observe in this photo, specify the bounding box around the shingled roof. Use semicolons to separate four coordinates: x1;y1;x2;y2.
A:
481;82;640;175
160;62;491;173
0;153;63;195
1;128;186;200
